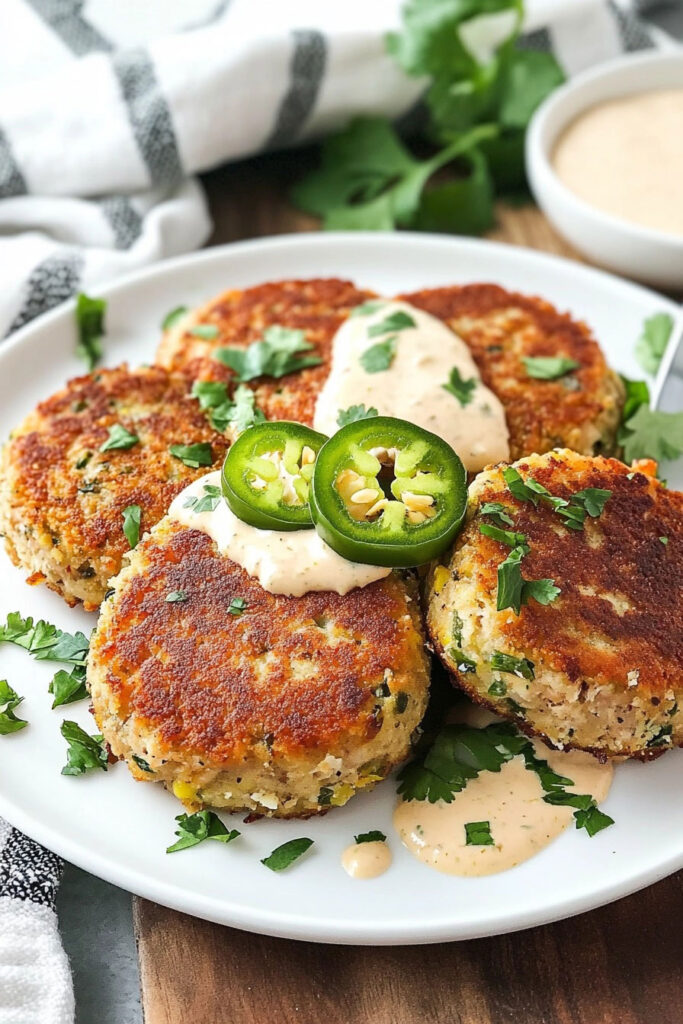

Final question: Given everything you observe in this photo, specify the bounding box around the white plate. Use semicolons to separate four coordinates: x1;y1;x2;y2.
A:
0;232;681;945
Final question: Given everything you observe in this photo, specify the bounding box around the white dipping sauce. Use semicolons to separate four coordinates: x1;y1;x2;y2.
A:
313;301;509;473
394;704;613;877
341;841;392;880
168;472;391;597
552;89;683;237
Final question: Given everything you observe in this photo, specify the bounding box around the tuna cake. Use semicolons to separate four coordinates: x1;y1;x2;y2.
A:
426;449;683;760
0;365;229;609
155;277;374;426
88;517;430;818
399;284;624;460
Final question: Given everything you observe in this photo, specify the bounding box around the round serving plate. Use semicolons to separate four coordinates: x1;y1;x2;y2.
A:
0;232;680;945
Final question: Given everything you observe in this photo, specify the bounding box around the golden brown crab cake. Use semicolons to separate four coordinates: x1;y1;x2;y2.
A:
88;517;430;818
426;449;683;760
0;366;230;609
399;284;624;460
155;278;375;426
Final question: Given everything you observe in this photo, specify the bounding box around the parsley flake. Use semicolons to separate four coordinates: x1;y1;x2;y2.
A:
122;504;141;549
99;423;139;452
162;306;189;330
443;367;476;407
166;811;240;853
480;501;515;527
166;591;188;604
228;597;247;616
0;612;89;666
479;523;527;548
660;536;669;546
490;651;535;680
355;830;386;844
350;301;385;317
0;680;28;735
635;312;674;376
169;442;213;468
367;310;416;337
337;404;379;427
60;720;108;776
192;381;265;435
360;335;397;374
189;324;220;339
49;665;88;708
75;292;106;371
523;356;580;380
215;326;322;382
464;820;494;846
487;679;507;697
192;483;222;513
261;837;314;872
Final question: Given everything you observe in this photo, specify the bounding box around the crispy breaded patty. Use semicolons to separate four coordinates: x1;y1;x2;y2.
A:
156;278;374;426
426;450;683;759
88;517;430;818
399;284;624;460
0;366;229;609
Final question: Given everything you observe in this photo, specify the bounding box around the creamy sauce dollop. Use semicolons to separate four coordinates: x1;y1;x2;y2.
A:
168;471;391;597
341;841;392;880
313;301;509;473
393;704;613;877
552;89;683;237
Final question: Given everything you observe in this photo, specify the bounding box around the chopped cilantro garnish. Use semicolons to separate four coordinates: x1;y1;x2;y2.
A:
189;324;219;339
660;536;669;546
619;405;683;464
490;651;535;680
503;467;610;532
122;504;141;549
193;483;222;513
487;679;507;697
360;335;397;373
215;326;322;382
49;665;88;708
75;292;106;371
496;544;559;615
479;522;527;548
132;754;153;773
523;356;580;380
0;680;28;735
446;646;476;673
464;820;494;846
99;423;139;452
169;442;213;469
635;312;674;376
228;597;247;616
355;830;387;844
350;301;385;317
367;310;415;337
480;501;515;527
161;306;189;330
261;837;314;872
443;367;476;407
60;720;108;776
191;380;265;435
0;612;89;666
166;811;240;853
165;591;187;604
337;404;379;427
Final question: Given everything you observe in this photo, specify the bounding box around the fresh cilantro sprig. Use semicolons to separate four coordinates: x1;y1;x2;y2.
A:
337;404;379;427
99;423;139;452
49;665;88;708
184;483;222;514
261;838;314;872
0;680;28;735
215;326;322;382
122;504;141;549
75;292;106;371
619;405;683;464
480;501;514;527
635;312;674;375
523;356;580;380
60;720;108;776
503;467;611;531
166;811;240;853
443;367;476;407
192;381;265;436
169;442;213;469
496;544;559;615
360;335;397;373
0;612;88;666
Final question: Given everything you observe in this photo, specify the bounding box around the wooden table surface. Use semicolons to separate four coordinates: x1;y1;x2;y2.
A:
133;153;683;1024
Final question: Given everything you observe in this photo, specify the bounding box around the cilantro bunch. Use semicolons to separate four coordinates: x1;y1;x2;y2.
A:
292;0;564;233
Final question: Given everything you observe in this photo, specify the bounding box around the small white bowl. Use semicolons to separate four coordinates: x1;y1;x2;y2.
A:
526;52;683;291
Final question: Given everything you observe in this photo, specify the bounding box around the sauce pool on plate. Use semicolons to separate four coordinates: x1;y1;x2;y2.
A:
341;841;392;880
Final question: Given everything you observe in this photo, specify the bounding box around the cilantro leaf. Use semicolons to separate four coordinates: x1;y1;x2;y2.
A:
161;306;189;330
228;597;247;616
132;754;153;773
49;665;88;708
635;312;674;376
443;367;476;407
192;483;222;514
0;612;89;666
464;820;494;846
215;326;322;382
480;501;515;527
60;720;108;776
192;380;265;435
0;680;28;735
350;301;385;318
189;324;219;339
337;404;379;427
479;523;527;548
523;356;580;380
166;811;240;853
261;837;314;872
122;504;141;549
490;651;535;680
522;577;562;607
75;292;106;371
99;423;139;452
446;646;477;674
487;679;507;697
496;544;527;613
355;830;386;844
571;488;611;518
360;336;397;373
165;591;188;604
169;442;213;469
228;385;265;434
620;375;650;422
367;310;416;337
619;405;683;464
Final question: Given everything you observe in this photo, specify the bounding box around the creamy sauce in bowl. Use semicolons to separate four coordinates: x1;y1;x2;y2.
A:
313;300;509;473
552;89;683;237
394;705;613;877
341;841;392;880
168;472;391;597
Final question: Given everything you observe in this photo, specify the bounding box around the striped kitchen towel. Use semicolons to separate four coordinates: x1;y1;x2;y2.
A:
0;2;672;1022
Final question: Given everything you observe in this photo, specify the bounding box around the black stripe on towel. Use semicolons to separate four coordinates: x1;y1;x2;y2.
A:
607;1;656;51
0;827;61;910
99;196;143;250
0;128;27;198
112;48;184;188
7;252;84;336
266;29;327;149
25;0;113;55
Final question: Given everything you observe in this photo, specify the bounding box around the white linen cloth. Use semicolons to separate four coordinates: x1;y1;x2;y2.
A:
0;2;671;1022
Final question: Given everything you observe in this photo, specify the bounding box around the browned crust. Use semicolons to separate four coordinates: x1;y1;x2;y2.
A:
398;283;623;460
91;521;429;764
156;278;375;426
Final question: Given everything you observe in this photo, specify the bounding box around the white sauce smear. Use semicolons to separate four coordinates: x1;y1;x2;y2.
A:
168;472;391;597
394;704;613;877
313;300;509;473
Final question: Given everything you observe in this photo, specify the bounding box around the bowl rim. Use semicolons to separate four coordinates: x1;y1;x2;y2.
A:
526;50;683;250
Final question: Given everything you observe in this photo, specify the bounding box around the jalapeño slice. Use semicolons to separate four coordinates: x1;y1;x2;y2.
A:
221;421;327;531
310;416;466;567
